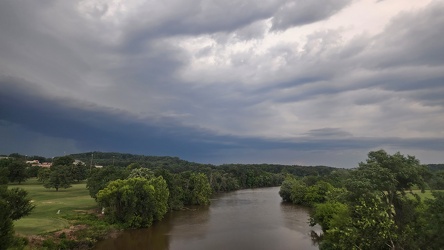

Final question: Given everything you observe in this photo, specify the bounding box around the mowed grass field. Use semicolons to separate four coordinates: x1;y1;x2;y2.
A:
10;178;98;236
411;189;442;200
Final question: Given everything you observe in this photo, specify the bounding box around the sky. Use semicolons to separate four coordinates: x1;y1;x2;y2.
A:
1;0;444;168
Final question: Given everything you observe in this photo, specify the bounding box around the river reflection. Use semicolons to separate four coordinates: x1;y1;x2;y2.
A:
94;187;319;250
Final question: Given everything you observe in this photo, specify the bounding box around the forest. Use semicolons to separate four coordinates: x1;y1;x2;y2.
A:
1;150;443;249
279;150;444;250
0;152;334;249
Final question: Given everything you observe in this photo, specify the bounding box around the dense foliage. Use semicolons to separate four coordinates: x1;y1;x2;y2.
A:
87;166;130;200
0;161;35;250
76;152;335;229
2;150;444;248
0;158;28;184
43;165;74;191
280;150;444;250
97;176;169;228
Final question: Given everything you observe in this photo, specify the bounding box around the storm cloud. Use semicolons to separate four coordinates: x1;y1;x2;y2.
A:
1;0;443;167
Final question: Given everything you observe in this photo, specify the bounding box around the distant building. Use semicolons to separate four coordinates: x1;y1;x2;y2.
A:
95;165;103;168
26;160;40;166
39;162;52;168
74;160;86;166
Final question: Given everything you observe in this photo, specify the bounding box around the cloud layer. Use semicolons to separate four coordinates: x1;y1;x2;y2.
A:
1;0;443;167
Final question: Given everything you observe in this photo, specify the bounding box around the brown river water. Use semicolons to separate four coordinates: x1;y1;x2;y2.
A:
93;187;320;250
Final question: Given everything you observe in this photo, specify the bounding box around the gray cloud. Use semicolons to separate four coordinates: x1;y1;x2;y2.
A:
305;128;353;138
366;1;444;68
1;0;444;167
271;0;352;30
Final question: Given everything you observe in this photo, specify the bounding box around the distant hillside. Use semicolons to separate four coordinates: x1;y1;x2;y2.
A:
427;164;444;172
68;151;337;177
69;152;191;168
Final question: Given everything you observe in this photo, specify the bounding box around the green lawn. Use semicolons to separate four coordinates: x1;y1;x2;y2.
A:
10;178;98;235
411;189;443;200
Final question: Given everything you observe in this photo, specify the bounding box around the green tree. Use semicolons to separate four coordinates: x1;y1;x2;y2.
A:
97;177;169;228
86;166;129;200
26;165;40;178
304;181;335;205
0;172;34;250
8;153;26;160
310;201;348;231
313;150;429;250
6;160;28;184
279;175;299;202
69;164;88;182
128;168;154;179
52;156;74;166
428;171;444;190
155;169;185;210
37;168;51;183
420;192;444;249
182;172;212;205
0;199;14;250
44;166;73;191
0;167;9;185
126;162;141;170
1;187;35;220
322;195;397;250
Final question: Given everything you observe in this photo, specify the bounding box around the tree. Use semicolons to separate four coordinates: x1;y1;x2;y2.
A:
69;164;87;183
310;201;348;231
279;175;309;205
37;168;51;183
312;150;429;250
419;192;444;249
128;168;154;179
1;187;35;220
0;167;8;185
322;195;397;250
155;169;185;210
6;160;28;184
279;175;300;202
52;156;74;166
97;177;169;228
182;172;212;205
86;166;129;200
26;165;40;178
44;166;73;191
126;162;141;170
0;199;14;250
8;153;26;160
0;171;34;250
304;181;335;205
428;171;444;190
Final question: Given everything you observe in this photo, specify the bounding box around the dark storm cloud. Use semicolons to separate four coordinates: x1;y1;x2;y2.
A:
305;128;353;138
0;77;229;158
2;75;443;166
1;0;444;167
109;0;354;52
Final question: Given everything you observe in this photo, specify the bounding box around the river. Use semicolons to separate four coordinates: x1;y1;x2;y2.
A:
93;187;320;250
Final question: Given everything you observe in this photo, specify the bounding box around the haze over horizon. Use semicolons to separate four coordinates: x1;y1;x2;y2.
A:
1;0;444;168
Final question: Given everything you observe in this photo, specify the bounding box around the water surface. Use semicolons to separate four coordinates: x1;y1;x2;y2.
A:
94;187;319;250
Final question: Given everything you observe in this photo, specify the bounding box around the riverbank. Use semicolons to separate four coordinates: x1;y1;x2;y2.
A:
93;187;319;250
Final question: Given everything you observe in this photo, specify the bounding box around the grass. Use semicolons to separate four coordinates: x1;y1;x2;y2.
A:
410;189;443;200
10;178;98;236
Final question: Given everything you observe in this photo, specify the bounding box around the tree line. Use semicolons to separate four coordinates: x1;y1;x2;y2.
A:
0;159;35;250
2;150;444;249
0;152;337;239
280;150;444;250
